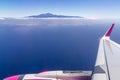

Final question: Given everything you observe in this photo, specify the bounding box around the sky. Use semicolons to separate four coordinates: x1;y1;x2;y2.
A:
0;0;120;19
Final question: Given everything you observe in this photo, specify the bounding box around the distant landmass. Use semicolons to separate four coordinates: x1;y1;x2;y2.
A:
27;13;83;18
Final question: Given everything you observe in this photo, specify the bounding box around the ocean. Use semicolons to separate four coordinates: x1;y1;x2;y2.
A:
0;23;119;79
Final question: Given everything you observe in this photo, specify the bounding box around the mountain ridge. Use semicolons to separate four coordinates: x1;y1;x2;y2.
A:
27;13;83;18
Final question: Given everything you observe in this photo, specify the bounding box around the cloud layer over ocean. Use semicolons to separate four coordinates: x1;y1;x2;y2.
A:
0;18;116;27
0;18;118;27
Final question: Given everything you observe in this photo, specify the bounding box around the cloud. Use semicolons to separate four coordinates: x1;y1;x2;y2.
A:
0;18;117;27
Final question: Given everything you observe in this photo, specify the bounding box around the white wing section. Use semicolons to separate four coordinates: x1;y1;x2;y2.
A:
91;37;108;80
92;24;117;80
104;38;120;80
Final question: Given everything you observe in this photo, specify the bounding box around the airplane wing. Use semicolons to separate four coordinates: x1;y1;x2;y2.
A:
92;24;120;80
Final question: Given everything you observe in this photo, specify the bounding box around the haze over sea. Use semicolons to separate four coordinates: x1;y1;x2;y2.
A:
0;19;120;79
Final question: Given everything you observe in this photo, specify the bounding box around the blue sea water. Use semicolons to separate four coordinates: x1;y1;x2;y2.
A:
0;24;120;79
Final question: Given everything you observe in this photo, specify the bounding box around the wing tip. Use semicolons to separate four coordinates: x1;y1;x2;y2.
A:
105;23;115;37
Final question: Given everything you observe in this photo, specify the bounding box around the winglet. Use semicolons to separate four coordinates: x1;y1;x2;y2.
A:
104;24;115;37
